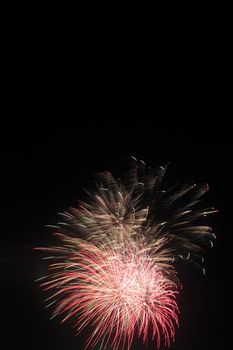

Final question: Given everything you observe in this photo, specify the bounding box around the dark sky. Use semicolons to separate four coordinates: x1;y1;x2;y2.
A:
1;128;231;350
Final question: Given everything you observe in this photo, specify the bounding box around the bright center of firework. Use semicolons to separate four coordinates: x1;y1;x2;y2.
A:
100;250;172;330
111;258;158;313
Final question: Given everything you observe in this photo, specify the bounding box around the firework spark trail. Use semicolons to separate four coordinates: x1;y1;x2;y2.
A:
36;157;217;349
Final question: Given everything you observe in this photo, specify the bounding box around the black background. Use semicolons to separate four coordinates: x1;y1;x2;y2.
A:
1;128;231;349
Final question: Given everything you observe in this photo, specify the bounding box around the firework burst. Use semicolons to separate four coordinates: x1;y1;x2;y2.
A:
36;157;217;349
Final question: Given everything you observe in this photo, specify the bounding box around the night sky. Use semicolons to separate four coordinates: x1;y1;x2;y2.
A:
1;128;231;350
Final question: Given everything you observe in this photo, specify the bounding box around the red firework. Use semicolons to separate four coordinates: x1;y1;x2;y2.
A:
37;235;179;350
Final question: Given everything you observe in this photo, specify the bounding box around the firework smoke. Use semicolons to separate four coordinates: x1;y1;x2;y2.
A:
36;157;217;349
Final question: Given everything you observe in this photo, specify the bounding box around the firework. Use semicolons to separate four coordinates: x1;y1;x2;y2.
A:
36;157;217;349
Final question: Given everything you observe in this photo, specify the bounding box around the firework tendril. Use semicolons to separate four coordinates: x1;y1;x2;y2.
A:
35;157;217;349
